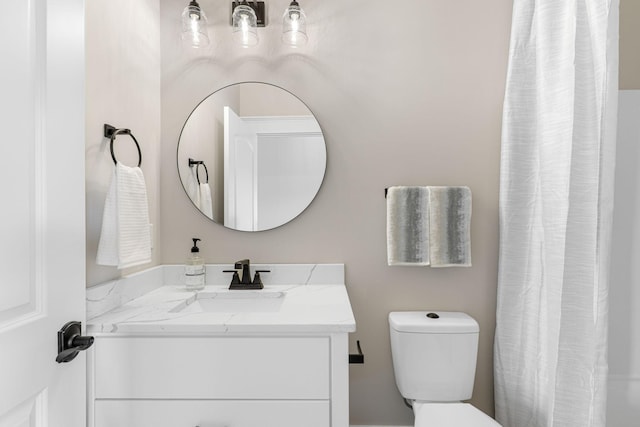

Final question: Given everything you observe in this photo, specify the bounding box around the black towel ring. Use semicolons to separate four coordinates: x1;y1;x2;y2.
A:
104;124;142;167
188;158;209;184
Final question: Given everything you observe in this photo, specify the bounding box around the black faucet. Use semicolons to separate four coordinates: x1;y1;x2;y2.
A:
235;259;252;285
223;259;270;290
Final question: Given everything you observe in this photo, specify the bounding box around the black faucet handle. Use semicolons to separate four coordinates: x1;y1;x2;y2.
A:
222;270;241;285
252;270;270;288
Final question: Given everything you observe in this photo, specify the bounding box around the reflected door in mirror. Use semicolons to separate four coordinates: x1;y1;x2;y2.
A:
224;106;324;231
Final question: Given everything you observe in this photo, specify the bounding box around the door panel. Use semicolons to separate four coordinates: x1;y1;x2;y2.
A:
0;393;46;427
0;0;39;327
0;1;85;426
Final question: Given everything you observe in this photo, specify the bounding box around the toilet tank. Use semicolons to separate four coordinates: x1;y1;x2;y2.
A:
389;311;479;402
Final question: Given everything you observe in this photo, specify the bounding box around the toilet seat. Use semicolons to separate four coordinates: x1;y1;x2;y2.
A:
413;402;501;427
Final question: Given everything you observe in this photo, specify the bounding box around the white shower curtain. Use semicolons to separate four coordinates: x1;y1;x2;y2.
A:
494;1;619;426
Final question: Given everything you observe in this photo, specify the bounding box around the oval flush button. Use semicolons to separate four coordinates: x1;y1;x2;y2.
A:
426;312;439;319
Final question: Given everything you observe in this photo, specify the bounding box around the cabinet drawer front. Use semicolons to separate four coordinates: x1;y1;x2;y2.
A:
94;336;330;399
94;400;330;427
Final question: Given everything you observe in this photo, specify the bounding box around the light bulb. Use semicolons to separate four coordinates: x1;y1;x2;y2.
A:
241;17;250;46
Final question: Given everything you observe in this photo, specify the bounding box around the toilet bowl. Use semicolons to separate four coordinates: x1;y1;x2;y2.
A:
389;311;501;427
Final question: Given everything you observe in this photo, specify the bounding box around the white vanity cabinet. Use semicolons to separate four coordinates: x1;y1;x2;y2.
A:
86;265;356;427
88;333;350;427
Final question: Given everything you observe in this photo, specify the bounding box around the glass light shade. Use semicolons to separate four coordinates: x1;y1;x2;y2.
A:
282;1;308;47
232;4;259;47
181;1;210;48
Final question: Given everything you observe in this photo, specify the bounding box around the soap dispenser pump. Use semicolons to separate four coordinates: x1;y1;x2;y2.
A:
185;238;205;290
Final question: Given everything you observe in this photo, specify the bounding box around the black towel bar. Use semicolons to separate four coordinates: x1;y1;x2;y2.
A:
104;123;142;167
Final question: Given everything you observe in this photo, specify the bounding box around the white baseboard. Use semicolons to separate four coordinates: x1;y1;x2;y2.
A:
350;425;411;427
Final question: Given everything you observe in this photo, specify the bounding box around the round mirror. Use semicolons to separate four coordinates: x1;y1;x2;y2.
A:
177;82;327;232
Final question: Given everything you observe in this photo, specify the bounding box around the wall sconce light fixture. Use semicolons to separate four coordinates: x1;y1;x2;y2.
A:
282;0;308;47
181;0;210;48
182;1;309;50
231;0;264;48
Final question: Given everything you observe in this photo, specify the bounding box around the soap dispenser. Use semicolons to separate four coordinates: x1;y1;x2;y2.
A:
185;238;205;290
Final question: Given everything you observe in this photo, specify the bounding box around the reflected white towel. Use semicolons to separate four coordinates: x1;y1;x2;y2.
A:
428;186;472;267
96;163;152;269
185;166;201;209
386;186;431;266
199;183;213;219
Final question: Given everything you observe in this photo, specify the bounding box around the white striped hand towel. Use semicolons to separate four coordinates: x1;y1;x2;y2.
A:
96;163;152;269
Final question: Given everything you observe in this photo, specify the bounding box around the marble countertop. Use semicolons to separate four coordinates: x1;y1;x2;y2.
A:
87;265;356;335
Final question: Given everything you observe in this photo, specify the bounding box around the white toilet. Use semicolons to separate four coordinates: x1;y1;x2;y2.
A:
389;311;501;426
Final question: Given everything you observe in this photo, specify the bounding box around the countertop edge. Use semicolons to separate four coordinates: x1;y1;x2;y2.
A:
87;282;356;336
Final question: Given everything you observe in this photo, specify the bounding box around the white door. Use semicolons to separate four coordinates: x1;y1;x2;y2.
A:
224;106;257;231
0;1;86;426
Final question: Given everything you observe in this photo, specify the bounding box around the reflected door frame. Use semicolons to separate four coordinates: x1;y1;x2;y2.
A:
224;107;324;231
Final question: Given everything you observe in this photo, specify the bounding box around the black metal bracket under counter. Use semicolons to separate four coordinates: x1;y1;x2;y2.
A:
349;340;364;364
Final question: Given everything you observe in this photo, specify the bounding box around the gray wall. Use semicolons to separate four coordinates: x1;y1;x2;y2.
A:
160;0;510;424
608;90;640;426
608;5;640;425
621;0;640;90
85;0;161;286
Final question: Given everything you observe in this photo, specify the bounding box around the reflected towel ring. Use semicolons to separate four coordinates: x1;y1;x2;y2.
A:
104;123;142;167
197;163;209;184
188;158;209;184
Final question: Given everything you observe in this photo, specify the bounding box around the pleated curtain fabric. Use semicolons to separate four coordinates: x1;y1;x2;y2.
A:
494;1;619;426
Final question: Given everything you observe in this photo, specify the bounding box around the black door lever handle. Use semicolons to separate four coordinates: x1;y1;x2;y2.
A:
56;321;94;363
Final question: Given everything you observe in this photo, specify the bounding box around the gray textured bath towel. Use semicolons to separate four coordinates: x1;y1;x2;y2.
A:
386;186;431;266
428;186;472;267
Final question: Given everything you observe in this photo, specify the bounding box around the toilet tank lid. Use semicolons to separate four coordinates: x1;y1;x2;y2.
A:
389;311;479;334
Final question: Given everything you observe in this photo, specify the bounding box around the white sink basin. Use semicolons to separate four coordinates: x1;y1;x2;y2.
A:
170;289;286;314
